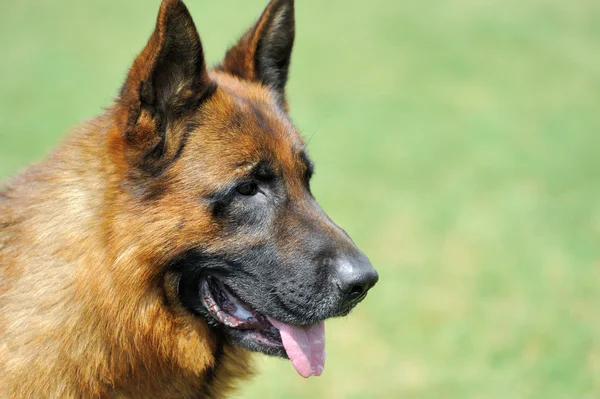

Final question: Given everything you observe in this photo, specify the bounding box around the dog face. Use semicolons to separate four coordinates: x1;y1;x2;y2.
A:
110;0;378;378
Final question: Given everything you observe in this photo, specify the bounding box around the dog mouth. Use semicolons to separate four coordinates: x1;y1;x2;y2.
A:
200;277;326;378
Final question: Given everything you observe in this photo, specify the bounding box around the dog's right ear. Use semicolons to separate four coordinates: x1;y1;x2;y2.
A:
220;0;295;101
113;0;214;175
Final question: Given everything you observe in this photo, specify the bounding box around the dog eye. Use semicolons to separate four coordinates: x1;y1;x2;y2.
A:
236;182;258;196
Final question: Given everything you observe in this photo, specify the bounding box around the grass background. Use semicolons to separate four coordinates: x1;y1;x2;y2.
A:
1;0;599;398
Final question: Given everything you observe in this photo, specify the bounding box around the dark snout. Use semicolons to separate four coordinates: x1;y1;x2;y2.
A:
303;204;379;309
314;237;378;317
276;198;379;321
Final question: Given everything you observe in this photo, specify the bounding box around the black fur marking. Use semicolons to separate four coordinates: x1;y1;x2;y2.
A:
210;199;229;220
207;185;237;220
250;160;277;182
200;336;225;398
139;80;156;107
298;150;314;192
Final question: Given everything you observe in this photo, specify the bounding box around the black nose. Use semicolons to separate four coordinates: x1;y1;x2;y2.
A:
334;253;379;302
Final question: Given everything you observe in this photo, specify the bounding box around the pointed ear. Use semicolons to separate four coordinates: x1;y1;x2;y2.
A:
115;0;214;174
220;0;295;97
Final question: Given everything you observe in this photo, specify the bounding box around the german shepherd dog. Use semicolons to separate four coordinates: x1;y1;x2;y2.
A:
0;0;378;397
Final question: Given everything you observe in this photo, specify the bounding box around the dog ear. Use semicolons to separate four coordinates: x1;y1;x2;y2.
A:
220;0;295;98
115;0;214;175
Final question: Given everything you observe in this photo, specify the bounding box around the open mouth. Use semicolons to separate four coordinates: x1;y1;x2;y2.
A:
200;277;326;378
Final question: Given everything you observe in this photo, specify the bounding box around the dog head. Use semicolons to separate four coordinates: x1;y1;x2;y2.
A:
110;0;378;378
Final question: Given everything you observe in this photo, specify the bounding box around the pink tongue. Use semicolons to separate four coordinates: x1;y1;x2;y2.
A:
267;318;326;378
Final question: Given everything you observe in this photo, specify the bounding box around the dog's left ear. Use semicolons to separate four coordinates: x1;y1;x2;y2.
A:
220;0;295;98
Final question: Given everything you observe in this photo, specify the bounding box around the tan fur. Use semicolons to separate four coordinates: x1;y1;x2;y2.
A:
0;108;255;398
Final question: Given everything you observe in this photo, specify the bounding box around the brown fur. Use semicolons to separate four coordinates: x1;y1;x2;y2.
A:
0;0;304;397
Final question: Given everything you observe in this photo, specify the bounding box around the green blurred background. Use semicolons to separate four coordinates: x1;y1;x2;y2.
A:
1;0;599;398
